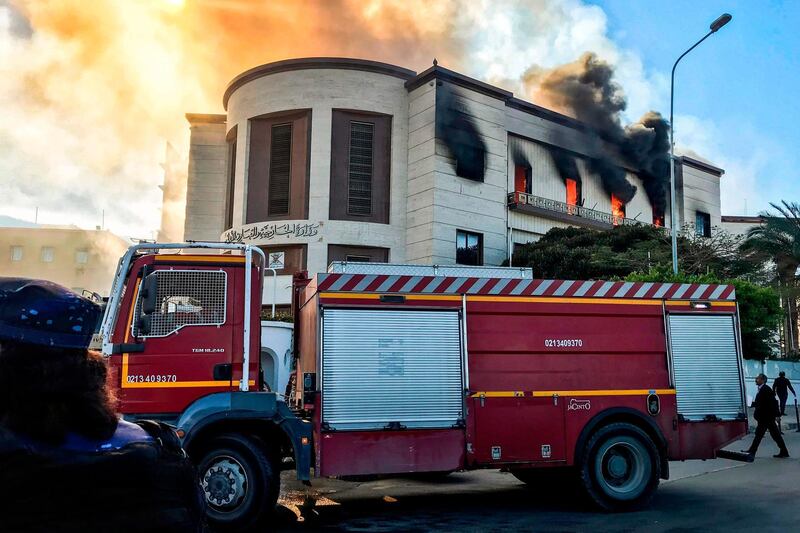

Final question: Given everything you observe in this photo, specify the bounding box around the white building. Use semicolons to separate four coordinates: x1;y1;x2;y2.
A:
184;58;725;306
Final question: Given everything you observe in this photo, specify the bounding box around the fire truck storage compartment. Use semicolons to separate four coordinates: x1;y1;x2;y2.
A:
321;308;464;430
667;314;745;421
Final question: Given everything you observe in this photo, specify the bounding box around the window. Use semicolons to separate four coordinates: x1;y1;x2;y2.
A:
611;194;626;225
328;245;389;265
348;121;375;215
330;110;391;224
696;211;711;238
133;270;227;338
75;249;89;265
246;110;310;223
345;255;372;262
267;123;292;216
514;165;531;195
456;230;483;266
41;246;54;263
10;246;23;262
566;178;581;207
224;126;237;229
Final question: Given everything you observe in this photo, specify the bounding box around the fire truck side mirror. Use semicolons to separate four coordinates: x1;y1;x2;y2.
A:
140;273;159;315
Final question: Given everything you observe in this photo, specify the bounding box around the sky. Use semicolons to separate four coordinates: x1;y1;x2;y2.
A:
0;0;796;237
589;0;800;216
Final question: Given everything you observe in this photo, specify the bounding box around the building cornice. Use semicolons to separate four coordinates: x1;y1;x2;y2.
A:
679;155;725;177
721;215;764;224
405;64;513;100
186;113;226;124
223;57;417;110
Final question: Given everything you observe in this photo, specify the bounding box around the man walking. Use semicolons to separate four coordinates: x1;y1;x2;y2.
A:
743;373;789;458
773;371;796;416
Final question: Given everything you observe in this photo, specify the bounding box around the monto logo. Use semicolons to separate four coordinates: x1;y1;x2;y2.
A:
568;399;591;412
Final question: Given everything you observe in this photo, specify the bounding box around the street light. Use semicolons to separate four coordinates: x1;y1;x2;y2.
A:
669;13;732;274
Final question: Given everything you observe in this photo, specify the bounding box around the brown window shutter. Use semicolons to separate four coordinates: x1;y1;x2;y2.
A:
330;110;391;224
268;123;292;216
347;121;374;216
246;110;310;224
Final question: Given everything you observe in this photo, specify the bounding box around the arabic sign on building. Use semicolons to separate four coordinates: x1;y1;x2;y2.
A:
224;222;322;243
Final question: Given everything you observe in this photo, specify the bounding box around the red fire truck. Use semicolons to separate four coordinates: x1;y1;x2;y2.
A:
99;243;749;529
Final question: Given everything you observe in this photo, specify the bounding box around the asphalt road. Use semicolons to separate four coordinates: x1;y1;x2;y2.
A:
269;430;800;532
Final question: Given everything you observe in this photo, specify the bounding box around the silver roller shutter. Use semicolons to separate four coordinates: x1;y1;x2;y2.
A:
668;314;745;420
322;309;464;430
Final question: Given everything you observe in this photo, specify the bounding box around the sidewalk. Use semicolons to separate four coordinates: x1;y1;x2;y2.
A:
748;406;800;431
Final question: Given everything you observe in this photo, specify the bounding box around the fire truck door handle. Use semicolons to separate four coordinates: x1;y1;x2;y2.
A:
479;394;485;407
553;394;559;406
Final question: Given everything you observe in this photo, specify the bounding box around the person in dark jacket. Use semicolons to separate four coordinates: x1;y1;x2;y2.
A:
743;373;789;458
773;371;796;416
0;278;205;532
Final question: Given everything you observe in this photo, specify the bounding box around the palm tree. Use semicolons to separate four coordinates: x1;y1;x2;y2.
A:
742;201;800;355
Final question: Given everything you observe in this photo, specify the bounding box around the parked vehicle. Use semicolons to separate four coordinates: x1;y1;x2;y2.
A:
99;243;749;529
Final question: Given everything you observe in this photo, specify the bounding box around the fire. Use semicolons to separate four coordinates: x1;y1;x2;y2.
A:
566;178;578;206
611;194;625;225
653;214;665;227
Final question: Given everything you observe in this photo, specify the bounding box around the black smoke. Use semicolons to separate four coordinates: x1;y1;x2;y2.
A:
436;82;487;181
526;52;669;214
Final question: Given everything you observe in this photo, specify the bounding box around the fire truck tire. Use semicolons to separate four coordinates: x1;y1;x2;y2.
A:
197;434;280;530
578;422;660;512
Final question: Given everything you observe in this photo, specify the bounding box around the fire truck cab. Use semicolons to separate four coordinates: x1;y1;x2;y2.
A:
100;243;749;529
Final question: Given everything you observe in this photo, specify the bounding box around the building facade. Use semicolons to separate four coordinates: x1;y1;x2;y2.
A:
184;58;725;304
0;222;131;296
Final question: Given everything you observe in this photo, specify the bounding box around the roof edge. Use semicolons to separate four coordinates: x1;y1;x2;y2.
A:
405;64;513;100
223;57;417;110
186;113;226;124
680;155;725;177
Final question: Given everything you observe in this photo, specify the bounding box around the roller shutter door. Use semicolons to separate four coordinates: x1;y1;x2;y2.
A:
668;314;745;420
322;309;463;430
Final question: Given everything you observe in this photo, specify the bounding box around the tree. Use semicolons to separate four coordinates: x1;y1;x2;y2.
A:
741;201;800;354
510;224;760;281
625;267;782;360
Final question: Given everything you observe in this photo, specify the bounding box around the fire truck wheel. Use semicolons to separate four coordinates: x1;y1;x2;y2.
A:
197;434;279;530
579;422;660;512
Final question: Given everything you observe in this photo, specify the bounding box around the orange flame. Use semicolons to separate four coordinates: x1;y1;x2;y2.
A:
611;194;625;225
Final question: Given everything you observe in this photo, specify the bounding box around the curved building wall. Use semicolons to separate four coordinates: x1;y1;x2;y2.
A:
224;67;411;276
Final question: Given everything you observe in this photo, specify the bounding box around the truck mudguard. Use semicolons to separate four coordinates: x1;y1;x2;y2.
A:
573;407;670;480
177;392;313;480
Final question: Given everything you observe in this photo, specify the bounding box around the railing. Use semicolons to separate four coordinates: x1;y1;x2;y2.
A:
508;192;654;228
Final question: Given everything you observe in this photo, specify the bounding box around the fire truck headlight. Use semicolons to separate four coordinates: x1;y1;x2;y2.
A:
647;393;660;416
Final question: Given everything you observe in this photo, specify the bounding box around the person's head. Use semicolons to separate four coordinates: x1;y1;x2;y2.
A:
780;371;786;378
0;341;117;444
0;278;113;444
756;373;768;386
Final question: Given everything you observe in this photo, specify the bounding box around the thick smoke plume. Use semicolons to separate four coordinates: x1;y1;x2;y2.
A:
525;52;670;214
0;0;466;236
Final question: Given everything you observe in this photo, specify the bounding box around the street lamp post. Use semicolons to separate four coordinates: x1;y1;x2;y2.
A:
669;13;732;274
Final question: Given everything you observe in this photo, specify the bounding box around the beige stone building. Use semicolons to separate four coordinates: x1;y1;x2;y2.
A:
0;223;130;296
183;58;726;305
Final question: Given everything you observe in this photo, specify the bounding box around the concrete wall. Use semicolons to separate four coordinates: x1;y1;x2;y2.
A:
405;81;437;264
225;69;410;275
184;115;228;241
431;83;508;265
678;161;722;232
0;227;129;295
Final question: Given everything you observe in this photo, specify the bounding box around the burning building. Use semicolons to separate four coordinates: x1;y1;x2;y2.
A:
183;57;724;305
